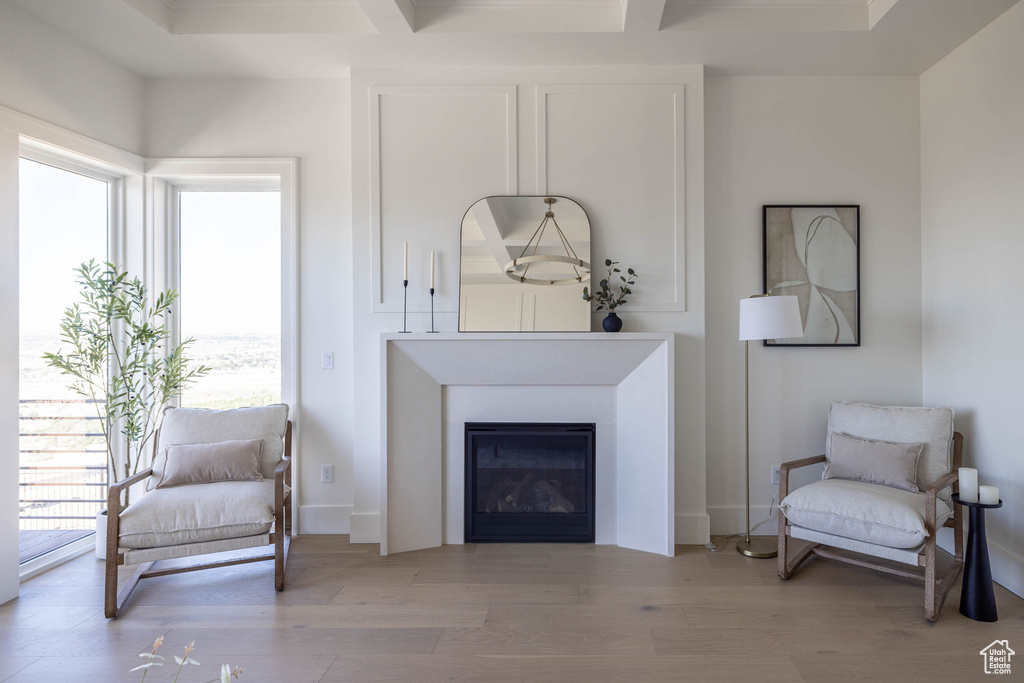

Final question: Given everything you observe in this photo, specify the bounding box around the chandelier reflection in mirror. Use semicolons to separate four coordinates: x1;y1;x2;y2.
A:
505;198;591;286
459;196;592;332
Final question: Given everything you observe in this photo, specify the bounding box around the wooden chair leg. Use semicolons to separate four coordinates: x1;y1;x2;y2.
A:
274;499;288;592
104;554;119;619
275;534;285;591
105;561;153;619
778;525;789;578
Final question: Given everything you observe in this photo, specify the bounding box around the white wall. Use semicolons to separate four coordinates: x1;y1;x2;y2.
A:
705;76;924;532
0;128;20;603
0;2;144;153
144;79;355;533
0;2;145;603
350;66;706;543
921;1;1024;597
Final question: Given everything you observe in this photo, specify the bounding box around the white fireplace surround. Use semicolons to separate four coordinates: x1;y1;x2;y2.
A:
381;332;680;557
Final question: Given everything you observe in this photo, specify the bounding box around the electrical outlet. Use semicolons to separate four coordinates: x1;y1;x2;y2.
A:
320;464;334;483
321;351;334;370
771;466;781;486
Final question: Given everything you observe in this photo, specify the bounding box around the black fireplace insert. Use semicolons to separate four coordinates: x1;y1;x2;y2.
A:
464;422;595;543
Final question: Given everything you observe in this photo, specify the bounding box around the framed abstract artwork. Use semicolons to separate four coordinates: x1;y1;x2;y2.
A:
762;205;860;347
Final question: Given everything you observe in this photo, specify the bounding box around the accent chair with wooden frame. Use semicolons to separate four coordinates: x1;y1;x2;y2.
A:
777;401;964;622
105;405;292;619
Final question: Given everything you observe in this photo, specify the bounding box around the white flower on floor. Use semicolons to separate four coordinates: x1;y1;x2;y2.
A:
128;637;241;682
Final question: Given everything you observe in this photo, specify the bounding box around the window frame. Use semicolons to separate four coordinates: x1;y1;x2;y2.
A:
148;158;300;532
16;144;132;580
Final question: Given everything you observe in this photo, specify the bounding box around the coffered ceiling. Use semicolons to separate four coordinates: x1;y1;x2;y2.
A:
4;0;1018;77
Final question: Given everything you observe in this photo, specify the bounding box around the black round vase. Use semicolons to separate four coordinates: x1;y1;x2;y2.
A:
602;312;623;333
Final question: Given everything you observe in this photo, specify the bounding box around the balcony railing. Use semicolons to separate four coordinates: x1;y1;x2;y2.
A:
19;399;108;532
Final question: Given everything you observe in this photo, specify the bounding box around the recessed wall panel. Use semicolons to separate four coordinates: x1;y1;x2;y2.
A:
372;86;516;312
539;85;685;311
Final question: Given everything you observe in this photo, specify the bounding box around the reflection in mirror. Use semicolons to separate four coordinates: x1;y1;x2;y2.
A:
459;196;591;332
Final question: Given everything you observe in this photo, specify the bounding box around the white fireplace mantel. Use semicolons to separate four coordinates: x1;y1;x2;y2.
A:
381;332;677;556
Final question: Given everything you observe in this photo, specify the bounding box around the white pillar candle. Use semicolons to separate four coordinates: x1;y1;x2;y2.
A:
959;467;979;503
430;250;435;289
979;485;999;505
403;242;409;281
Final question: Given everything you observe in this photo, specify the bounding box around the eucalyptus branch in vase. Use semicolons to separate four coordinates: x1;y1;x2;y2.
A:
582;259;638;332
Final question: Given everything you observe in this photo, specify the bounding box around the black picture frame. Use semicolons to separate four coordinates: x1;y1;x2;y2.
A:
762;204;860;347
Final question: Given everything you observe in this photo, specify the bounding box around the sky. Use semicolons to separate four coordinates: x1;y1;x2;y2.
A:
19;157;281;339
19;158;107;336
179;190;281;337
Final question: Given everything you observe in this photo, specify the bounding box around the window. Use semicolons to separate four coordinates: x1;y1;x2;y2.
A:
18;156;111;564
177;190;282;408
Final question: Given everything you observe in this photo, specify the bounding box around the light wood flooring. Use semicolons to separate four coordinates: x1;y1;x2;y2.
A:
2;535;1023;682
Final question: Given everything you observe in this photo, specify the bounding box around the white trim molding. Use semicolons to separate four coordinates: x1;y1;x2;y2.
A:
368;84;518;313
536;84;687;312
146;157;301;535
299;504;354;534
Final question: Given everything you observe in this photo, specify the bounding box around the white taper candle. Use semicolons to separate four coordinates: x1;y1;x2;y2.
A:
403;242;408;281
959;467;979;503
430;250;435;289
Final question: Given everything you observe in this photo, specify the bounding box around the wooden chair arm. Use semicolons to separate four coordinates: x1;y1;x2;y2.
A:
106;468;153;562
275;456;291;478
924;470;958;533
107;468;154;513
925;470;958;496
780;454;826;473
274;457;291;512
778;454;826;508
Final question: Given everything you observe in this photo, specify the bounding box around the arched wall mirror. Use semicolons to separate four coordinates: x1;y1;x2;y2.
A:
459;196;592;332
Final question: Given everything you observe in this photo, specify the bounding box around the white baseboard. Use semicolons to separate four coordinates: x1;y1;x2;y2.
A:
674;513;711;545
298;505;352;534
988;541;1024;599
938;526;1024;600
350;512;715;548
708;505;777;536
349;512;381;543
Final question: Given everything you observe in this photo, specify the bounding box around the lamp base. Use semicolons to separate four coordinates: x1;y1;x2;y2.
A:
737;537;778;558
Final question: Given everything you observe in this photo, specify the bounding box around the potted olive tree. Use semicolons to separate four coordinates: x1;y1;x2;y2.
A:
44;261;208;558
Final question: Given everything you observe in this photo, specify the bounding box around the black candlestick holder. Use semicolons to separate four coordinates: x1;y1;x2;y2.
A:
400;279;410;333
427;288;438;333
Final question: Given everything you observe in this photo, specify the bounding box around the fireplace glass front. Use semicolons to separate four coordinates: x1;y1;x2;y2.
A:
464;423;595;543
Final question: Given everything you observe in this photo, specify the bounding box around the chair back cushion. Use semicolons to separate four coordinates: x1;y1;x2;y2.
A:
827;401;953;500
150;404;289;490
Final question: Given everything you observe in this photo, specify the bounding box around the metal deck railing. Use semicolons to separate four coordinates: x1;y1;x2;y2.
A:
19;399;108;532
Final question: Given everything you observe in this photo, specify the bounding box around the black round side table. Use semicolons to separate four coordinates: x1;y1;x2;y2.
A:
952;493;1002;622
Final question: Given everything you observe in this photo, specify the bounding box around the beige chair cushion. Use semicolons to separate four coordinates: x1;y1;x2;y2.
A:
823;432;924;492
156;439;264;488
826;401;954;500
150;404;288;490
118;479;275;549
780;479;952;549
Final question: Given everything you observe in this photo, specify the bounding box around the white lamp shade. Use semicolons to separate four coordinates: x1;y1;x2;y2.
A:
739;295;804;341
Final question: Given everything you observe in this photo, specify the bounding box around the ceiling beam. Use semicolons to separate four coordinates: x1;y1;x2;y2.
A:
356;0;416;34
475;199;514;273
621;0;667;33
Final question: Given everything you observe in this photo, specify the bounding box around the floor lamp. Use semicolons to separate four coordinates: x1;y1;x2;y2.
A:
737;293;804;558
